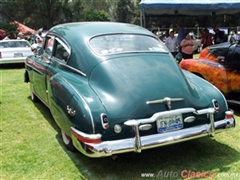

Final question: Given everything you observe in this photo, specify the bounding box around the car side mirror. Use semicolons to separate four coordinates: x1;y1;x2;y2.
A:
36;47;43;56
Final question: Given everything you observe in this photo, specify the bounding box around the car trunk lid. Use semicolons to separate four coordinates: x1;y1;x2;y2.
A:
89;53;211;119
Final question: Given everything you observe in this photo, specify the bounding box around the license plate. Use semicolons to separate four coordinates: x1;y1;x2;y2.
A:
156;114;183;132
14;53;23;57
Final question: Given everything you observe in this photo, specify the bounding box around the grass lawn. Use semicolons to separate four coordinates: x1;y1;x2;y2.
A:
1;64;240;180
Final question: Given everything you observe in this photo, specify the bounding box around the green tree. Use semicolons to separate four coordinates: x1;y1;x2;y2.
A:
70;0;84;22
0;21;18;34
114;0;135;23
130;0;141;25
1;0;85;30
82;0;110;12
2;0;240;32
84;9;110;21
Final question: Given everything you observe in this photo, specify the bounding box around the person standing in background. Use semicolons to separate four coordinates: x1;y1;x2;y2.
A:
180;33;194;60
213;27;225;44
165;31;178;58
232;30;239;43
176;23;185;52
201;28;213;50
35;32;43;43
17;32;24;40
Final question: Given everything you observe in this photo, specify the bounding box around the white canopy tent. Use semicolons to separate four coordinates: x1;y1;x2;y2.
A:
139;0;240;27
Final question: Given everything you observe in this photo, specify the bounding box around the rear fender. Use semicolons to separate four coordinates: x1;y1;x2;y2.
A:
47;74;106;137
183;70;228;113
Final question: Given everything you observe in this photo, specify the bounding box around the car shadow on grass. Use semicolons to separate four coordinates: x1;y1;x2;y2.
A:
31;98;240;180
229;104;240;116
27;96;60;133
64;137;240;180
0;63;25;69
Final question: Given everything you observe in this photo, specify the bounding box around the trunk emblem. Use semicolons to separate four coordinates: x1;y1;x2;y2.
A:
146;97;184;110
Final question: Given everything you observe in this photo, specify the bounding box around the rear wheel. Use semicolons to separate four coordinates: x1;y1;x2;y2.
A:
61;129;76;152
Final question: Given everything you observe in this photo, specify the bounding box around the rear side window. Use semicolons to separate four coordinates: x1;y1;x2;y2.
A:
53;40;69;62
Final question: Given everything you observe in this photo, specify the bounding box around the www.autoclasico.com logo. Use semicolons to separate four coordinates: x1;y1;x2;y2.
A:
181;170;215;178
141;170;216;178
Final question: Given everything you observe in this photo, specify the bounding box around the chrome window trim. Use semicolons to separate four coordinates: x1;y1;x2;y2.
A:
55;37;71;55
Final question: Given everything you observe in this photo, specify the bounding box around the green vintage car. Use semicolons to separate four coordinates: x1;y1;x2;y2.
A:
24;22;235;158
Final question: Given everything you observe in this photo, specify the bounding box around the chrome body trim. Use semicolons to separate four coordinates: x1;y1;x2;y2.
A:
61;64;86;77
71;127;102;139
71;108;235;158
146;97;184;110
31;65;44;75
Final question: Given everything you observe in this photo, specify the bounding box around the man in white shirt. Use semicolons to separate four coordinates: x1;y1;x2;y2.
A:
165;31;178;58
35;32;43;43
233;30;239;43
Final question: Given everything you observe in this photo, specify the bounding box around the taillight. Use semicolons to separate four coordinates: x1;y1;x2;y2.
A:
212;99;220;112
225;111;234;119
101;113;109;129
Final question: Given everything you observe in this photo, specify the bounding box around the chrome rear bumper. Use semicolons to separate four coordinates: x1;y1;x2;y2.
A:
71;108;235;158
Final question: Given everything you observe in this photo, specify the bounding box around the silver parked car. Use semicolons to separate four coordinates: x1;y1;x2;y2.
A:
0;39;34;64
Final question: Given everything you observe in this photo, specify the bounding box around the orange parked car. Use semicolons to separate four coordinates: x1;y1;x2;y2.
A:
179;42;240;105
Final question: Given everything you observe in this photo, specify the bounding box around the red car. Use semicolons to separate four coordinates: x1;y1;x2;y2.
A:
180;42;240;105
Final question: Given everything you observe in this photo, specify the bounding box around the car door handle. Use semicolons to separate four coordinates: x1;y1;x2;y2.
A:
67;105;76;116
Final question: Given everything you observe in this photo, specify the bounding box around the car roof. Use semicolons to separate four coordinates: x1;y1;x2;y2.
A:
49;22;154;41
47;22;159;76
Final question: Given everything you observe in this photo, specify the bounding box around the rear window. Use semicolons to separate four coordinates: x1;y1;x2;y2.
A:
0;41;30;48
89;34;168;55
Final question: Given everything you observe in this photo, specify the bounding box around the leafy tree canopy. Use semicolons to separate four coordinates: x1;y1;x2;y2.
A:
84;9;110;21
0;21;18;34
0;0;240;33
